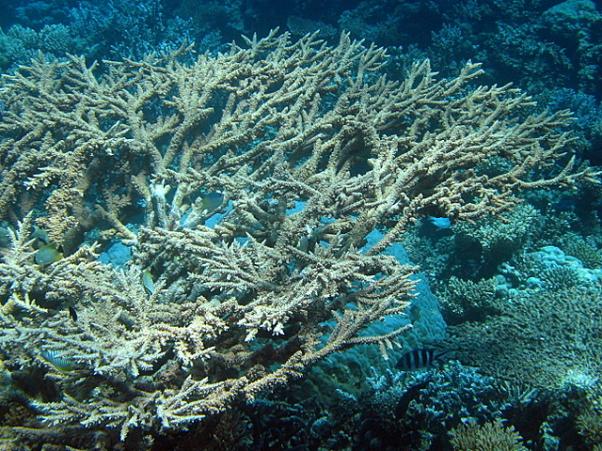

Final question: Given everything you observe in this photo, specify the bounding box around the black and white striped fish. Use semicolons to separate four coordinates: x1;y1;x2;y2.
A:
395;348;447;371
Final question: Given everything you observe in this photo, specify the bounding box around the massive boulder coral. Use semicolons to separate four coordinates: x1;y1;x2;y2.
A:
0;31;595;446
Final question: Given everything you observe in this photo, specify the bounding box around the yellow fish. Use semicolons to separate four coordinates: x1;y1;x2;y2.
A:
34;244;63;266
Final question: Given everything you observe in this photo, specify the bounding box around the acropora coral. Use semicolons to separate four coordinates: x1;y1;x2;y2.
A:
0;30;595;446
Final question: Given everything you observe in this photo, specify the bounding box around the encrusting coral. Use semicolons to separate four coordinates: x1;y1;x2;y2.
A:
0;30;596;445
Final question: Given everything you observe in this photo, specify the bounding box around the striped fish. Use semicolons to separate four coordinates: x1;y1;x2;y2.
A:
40;350;75;372
396;349;443;371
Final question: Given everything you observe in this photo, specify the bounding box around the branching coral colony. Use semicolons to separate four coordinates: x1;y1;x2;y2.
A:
0;30;596;444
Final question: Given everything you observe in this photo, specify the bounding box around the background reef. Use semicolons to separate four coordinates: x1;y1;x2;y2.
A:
0;1;601;450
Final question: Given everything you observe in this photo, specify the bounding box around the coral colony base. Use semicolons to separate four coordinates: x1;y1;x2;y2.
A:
0;30;597;447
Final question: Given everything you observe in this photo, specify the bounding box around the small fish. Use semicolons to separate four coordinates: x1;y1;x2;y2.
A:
34;244;63;266
31;225;49;244
0;224;11;248
199;191;224;213
396;349;447;371
142;270;155;295
427;216;452;230
40;350;74;372
68;306;78;322
298;236;310;252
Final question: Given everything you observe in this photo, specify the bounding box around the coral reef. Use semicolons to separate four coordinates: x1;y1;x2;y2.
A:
450;419;527;451
447;246;602;390
439;276;499;324
453;204;541;276
315;361;516;450
0;1;601;448
558;231;602;267
0;28;592;446
0;0;194;72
